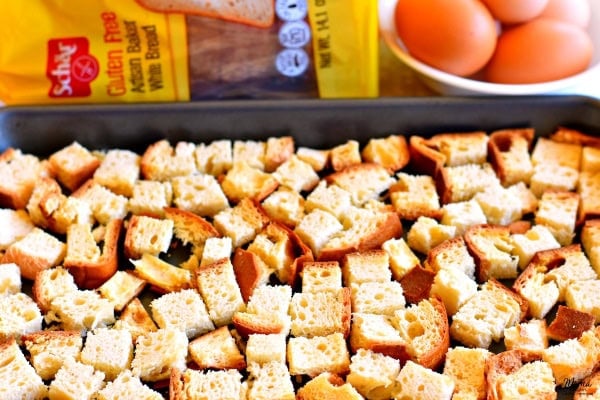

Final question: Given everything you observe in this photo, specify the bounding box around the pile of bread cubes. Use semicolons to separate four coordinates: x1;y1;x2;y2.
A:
1;125;600;399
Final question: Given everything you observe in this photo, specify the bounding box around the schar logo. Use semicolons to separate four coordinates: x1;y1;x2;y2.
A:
47;37;99;98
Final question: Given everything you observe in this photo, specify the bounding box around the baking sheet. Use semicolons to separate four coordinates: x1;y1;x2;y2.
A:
2;95;600;399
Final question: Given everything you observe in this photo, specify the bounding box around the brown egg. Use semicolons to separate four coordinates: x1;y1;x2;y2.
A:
481;0;549;24
539;0;591;28
485;18;594;84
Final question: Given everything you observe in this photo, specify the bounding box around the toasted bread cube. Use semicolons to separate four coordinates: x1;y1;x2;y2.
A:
582;146;600;172
47;290;115;332
0;209;34;251
0;263;21;295
431;268;477;316
301;261;342;293
504;319;548;361
439;163;499;204
535;191;579;246
196;258;245;327
141;140;196;181
296;146;329;172
382;238;421;281
362;135;410;173
294;209;343;257
450;280;524;349
582;219;600;275
342;249;391;286
221;161;278;204
98;270;146;312
426;236;476;279
93;149;140;197
547;305;595;342
95;370;163;400
577;171;600;222
474;183;523;226
465;225;519;282
395;360;455;400
0;338;47;400
289;288;351;338
273;155;319;193
511;224;561;270
407;216;456;255
440;199;487;237
261;186;305;228
488;128;534;186
32;266;78;313
330;140;361;171
346;348;401;400
128;180;172;218
131;253;192;293
542;330;599;387
565;280;600;323
497;360;556;399
247;361;295;400
287;332;350;376
246;333;287;365
531;137;582;170
264;136;295;172
80;328;133;381
233;140;266;170
49;142;100;192
305;181;352;220
131;328;188;382
113;298;158;342
0;293;42;342
0;148;46;209
392;297;449;370
327;163;395;206
390;173;440;221
39;193;93;235
195;139;233;176
74;181;128;224
26;177;62;228
213;198;270;248
351;280;405;315
297;372;364;400
49;357;105;400
349;313;407;359
443;346;492;400
2;227;66;280
530;163;579;198
171;368;244;400
124;215;173;259
430;131;489;167
172;173;229;217
150;289;214;338
247;222;294;283
22;330;83;381
189;326;246;370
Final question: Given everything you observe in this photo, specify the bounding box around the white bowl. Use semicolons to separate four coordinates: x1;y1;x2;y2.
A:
379;0;600;96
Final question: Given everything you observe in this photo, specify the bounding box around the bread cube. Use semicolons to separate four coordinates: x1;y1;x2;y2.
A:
213;197;270;248
264;136;295;172
545;249;596;301
349;313;407;359
0;293;43;342
346;348;401;400
171;369;244;400
542;330;599;387
431;268;477;316
273;155;319;192
47;290;115;332
547;305;595;342
131;328;188;382
511;224;560;269
326;163;395;206
195;139;233;176
296;372;364;400
23;330;83;381
150;289;214;338
488;128;534;186
74;181;128;224
98;270;146;312
582;146;600;172
124;215;173;259
80;328;133;381
531;137;582;170
113;298;158;342
294;209;343;256
582;219;600;275
128;180;172;218
504;319;548;361
351;280;405;315
390;172;440;220
246;333;287;365
362;134;410;173
440;199;487;237
247;361;295;400
301;261;342;293
261;186;305;228
443;346;492;400
465;224;519;282
0;263;21;295
296;146;329;172
514;268;559;319
0;209;34;251
289;288;351;338
426;236;476;279
566;280;600;323
530;163;580;198
49;141;100;192
439;163;499;204
95;370;163;400
342;249;391;286
172;173;229;217
2;227;66;280
93;149;140;197
247;222;294;283
381;238;420;281
140;140;196;181
188;326;245;370
407;216;456;255
0;148;46;209
287;332;350;376
233;140;266;170
32;266;78;313
474;183;523;226
221;161;278;203
497;360;556;399
330;139;361;171
0;339;47;400
577;171;600;222
305;181;352;220
131;253;192;293
48;357;105;400
395;360;455;400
